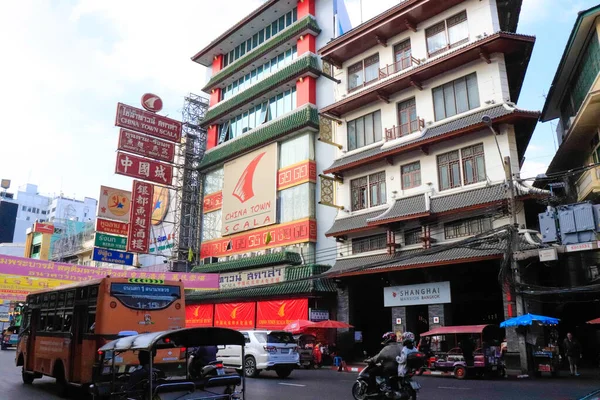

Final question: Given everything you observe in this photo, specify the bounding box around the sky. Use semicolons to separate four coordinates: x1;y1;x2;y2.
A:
0;0;596;201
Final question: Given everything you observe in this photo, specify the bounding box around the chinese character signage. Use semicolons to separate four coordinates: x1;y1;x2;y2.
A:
203;191;223;213
256;299;308;330
214;302;255;329
96;218;129;236
115;152;174;185
221;143;277;236
94;233;127;251
92;248;134;266
277;160;317;190
98;185;132;223
118;128;176;163
115;103;182;142
185;304;214;327
219;266;285;289
127;180;154;254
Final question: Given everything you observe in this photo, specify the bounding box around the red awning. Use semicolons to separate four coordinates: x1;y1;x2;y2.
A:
420;325;490;336
587;318;600;325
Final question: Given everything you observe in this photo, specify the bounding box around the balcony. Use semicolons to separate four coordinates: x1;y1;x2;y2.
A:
379;56;421;79
384;118;424;141
575;166;600;201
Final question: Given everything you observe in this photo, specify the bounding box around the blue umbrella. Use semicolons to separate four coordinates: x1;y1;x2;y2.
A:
500;313;560;328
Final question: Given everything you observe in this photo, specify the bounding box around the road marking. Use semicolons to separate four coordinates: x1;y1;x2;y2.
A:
437;386;471;390
278;383;306;387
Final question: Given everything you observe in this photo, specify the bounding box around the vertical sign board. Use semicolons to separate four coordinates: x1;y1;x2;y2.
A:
115;103;182;142
127;181;154;254
98;185;132;223
115;152;174;186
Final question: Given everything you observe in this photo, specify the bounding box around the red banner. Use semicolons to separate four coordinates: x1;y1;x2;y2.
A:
256;299;308;330
127;181;154;253
115;152;174;186
200;218;317;258
186;304;214;327
277;160;317;190
96;218;129;236
33;222;54;234
203;191;223;213
115;103;182;142
214;302;255;329
118;128;176;163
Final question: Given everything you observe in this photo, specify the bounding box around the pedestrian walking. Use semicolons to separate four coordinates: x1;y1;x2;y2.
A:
563;332;582;376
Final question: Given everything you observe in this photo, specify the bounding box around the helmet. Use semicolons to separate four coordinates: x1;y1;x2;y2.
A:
402;332;415;346
381;332;397;345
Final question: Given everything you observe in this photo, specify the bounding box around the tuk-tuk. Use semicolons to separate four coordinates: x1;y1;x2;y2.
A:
417;324;504;379
89;327;245;400
293;334;316;368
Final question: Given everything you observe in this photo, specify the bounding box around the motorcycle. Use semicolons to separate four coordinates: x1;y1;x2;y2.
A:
189;355;235;395
352;352;424;400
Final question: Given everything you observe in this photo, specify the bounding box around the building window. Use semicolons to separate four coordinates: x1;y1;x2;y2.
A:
397;98;418;136
347;110;382;151
461;144;486;185
202;210;222;241
393;40;412;71
279;134;315;168
401;161;421;189
433;73;480;121
404;228;421;245
203;168;224;195
278;183;315;223
52;207;56;212
352;234;387;254
351;171;386;211
22;206;26;211
348;53;380;91
444;216;492;239
438;150;461;191
27;207;32;212
426;11;468;56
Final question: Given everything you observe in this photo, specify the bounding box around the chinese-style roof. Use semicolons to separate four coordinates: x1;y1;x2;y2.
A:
320;32;535;118
430;183;507;214
186;264;336;303
324;208;386;237
203;16;321;92
323;103;539;175
202;53;321;127
366;194;428;224
198;104;319;171
190;251;302;274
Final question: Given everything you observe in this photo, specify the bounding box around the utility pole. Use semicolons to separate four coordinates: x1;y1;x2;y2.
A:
504;155;528;374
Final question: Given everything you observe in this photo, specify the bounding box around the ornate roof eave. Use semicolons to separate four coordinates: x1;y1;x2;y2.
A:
190;251;302;274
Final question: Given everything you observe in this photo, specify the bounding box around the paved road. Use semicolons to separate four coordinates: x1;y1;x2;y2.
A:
1;349;599;399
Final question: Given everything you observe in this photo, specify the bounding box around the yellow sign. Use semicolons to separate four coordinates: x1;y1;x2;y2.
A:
151;186;170;226
0;276;72;291
98;185;132;222
127;278;164;284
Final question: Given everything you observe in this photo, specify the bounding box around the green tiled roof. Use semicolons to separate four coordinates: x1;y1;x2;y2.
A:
198;104;319;171
186;264;337;303
203;53;321;126
203;16;321;91
190;251;302;274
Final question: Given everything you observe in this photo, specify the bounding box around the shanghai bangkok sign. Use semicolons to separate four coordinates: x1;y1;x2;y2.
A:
94;233;127;251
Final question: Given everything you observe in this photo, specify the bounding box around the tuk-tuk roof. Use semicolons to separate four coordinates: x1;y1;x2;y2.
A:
420;324;491;337
99;327;245;352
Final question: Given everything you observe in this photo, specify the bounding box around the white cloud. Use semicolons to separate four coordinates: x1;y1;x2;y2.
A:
520;0;590;25
520;160;549;180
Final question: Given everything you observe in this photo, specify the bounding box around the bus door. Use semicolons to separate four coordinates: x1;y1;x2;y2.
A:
25;308;40;371
68;304;88;382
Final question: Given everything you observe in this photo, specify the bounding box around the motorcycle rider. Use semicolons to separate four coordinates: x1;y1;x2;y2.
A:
396;332;419;377
366;332;402;397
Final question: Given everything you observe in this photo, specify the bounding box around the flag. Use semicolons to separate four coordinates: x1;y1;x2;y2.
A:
333;0;352;37
265;231;272;245
188;248;194;262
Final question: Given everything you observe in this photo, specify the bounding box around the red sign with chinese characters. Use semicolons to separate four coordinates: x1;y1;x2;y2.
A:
115;103;182;142
203;191;223;213
96;218;129;236
33;222;54;235
277;160;317;190
256;299;308;330
118;129;176;163
115;152;174;186
214;302;255;329
186;304;214;327
127;181;154;253
200;219;317;258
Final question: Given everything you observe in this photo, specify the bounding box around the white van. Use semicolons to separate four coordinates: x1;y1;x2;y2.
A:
217;330;299;378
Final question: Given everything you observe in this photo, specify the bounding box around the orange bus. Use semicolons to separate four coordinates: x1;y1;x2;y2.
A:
15;277;185;395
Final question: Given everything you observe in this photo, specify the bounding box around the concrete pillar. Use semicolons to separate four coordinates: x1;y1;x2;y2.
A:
391;306;407;334
428;303;451;328
212;54;223;75
297;0;315;18
297;34;316;55
296;76;316;106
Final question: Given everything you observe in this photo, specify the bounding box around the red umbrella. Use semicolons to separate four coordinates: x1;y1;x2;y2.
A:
587;317;600;325
284;319;315;333
311;320;353;329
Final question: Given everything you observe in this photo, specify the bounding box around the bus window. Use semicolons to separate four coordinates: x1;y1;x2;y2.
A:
66;291;75;307
46;311;56;331
86;313;96;334
63;313;73;332
39;313;47;332
110;283;181;310
53;310;64;332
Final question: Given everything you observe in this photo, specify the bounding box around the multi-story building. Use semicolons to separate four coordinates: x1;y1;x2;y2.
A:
317;0;543;356
186;0;343;329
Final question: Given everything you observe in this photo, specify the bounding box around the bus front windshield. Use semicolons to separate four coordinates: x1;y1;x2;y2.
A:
110;283;181;311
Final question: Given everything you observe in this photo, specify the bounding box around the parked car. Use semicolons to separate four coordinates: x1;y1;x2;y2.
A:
1;326;18;350
217;330;299;378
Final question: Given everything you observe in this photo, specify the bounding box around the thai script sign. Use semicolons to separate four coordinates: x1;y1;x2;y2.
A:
219;266;285;289
115;152;174;185
96;218;129;236
127;180;153;253
95;233;127;251
277;160;317;190
98;185;131;223
115;103;182;142
384;281;451;307
92;248;134;266
118;129;175;163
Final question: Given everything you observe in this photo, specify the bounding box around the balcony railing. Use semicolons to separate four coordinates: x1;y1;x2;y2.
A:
379;56;421;79
385;118;425;141
575;165;600;201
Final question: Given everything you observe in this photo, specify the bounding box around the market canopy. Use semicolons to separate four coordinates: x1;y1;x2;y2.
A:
587;317;600;325
311;320;353;329
420;325;490;337
500;314;559;328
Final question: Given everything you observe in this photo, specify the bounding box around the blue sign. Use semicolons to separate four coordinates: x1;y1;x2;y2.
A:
92;247;134;266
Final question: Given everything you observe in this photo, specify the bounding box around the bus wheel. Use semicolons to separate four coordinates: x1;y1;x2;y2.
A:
53;363;69;397
22;369;34;385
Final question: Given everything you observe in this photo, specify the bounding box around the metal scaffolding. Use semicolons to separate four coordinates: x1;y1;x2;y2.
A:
171;93;208;271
